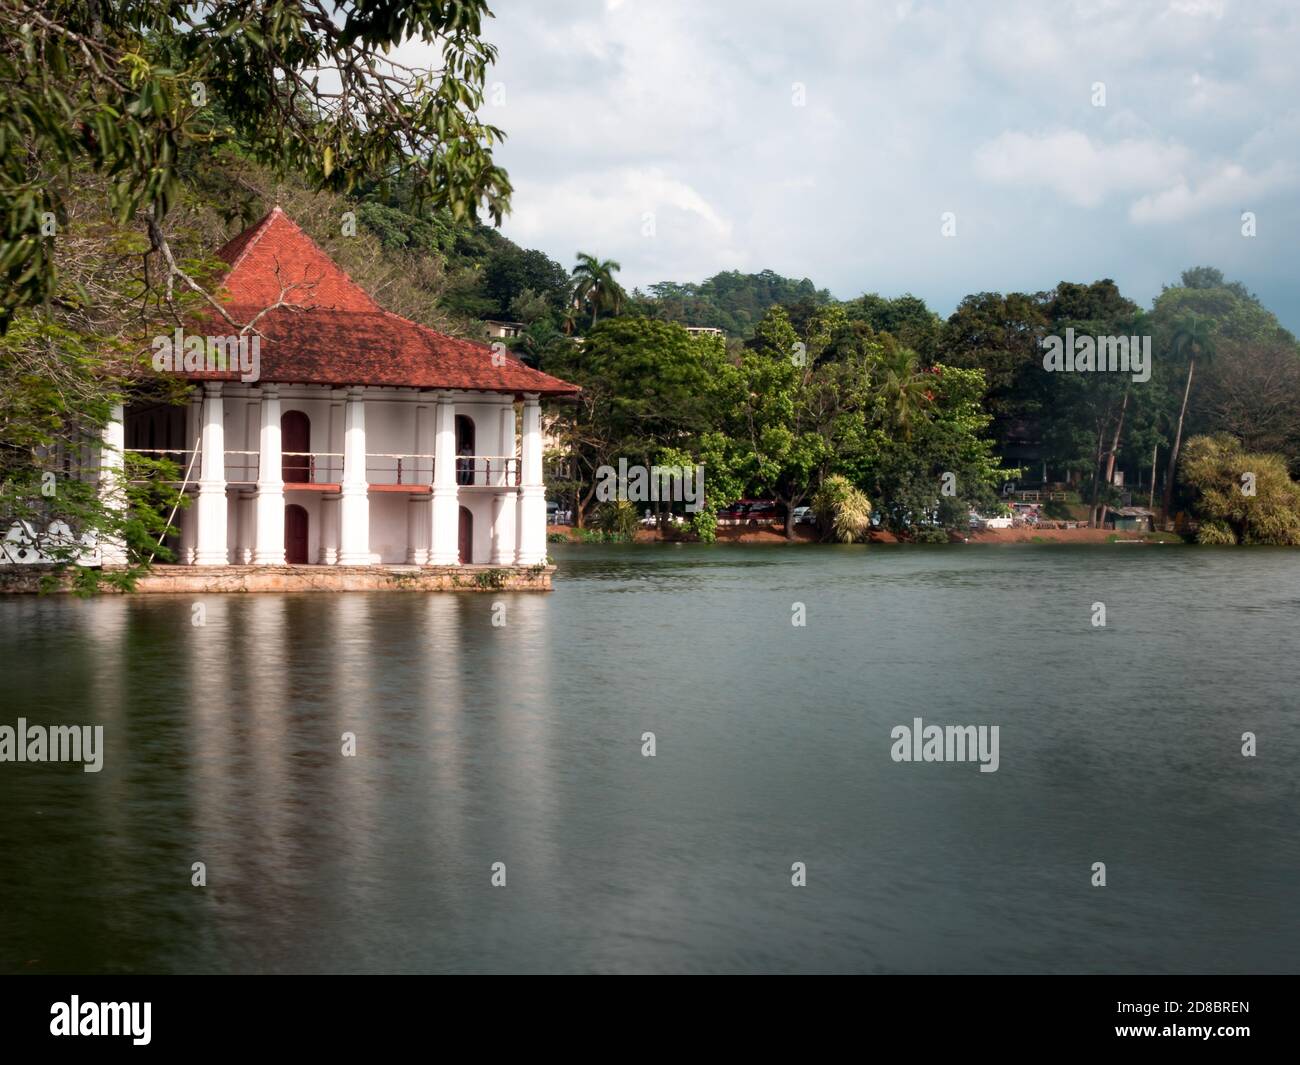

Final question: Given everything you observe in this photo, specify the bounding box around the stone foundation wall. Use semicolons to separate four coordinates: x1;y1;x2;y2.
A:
0;564;554;594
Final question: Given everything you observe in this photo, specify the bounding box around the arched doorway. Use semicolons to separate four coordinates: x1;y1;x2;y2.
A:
455;414;475;485
281;410;310;483
458;506;473;564
285;504;309;564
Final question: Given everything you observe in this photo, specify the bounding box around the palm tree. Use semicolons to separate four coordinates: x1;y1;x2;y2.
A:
873;345;932;439
1162;313;1216;517
571;252;626;328
560;302;579;337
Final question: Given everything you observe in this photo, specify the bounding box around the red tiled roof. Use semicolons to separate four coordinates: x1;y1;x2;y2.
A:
187;207;579;397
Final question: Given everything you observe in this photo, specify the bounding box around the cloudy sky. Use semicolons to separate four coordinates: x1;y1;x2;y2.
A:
428;0;1299;328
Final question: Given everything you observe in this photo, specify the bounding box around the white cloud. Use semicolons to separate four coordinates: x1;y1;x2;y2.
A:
973;131;1190;207
1167;0;1226;18
383;0;1300;329
1129;161;1293;223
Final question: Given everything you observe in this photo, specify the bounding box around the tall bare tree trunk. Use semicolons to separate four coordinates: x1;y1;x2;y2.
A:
1163;360;1196;521
1148;443;1158;512
1098;387;1129;528
576;482;597;529
1089;425;1105;528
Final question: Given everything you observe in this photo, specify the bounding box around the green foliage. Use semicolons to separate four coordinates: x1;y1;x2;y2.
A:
545;317;723;525
812;474;871;543
473;568;510;590
639;270;831;338
844;293;942;360
486;247;570;319
868;364;1017;532
0;0;512;331
572;527;620;543
571;253;627;328
912;528;951;544
1180;434;1300;545
594;499;638;541
356;201;453;254
704;306;875;533
688;507;718;543
1194;520;1237;545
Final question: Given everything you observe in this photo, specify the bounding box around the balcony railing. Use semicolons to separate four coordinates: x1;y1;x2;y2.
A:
122;449;520;488
365;452;435;486
225;449;259;483
455;455;520;487
282;451;342;484
122;448;196;483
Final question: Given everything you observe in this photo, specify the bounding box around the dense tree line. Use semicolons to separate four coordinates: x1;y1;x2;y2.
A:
540;266;1300;542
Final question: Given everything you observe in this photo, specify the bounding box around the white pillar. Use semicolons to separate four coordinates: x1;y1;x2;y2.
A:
406;497;431;564
98;403;129;565
429;393;459;564
516;394;546;565
319;497;339;564
327;397;344;485
337;387;371;565
194;382;228;565
253;384;285;564
491;403;517;564
320;396;344;564
179;392;201;563
405;401;431;564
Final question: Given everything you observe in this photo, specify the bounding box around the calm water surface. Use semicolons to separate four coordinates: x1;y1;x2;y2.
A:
1;544;1297;973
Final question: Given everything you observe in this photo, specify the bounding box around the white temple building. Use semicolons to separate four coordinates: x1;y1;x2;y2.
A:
109;207;579;572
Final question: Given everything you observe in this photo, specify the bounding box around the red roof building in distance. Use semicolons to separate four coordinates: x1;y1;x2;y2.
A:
114;207;577;576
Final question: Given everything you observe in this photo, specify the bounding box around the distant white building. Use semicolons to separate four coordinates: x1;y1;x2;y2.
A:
482;320;527;339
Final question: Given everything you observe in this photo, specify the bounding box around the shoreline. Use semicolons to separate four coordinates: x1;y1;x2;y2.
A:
550;525;1185;545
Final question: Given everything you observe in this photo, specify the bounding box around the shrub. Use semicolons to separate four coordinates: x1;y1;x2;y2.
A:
689;507;718;543
912;528;950;544
594;499;639;541
1181;434;1300;545
813;475;872;543
1195;520;1238;545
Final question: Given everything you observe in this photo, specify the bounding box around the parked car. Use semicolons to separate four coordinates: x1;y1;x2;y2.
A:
970;512;1014;530
745;500;779;521
792;506;816;525
717;502;750;524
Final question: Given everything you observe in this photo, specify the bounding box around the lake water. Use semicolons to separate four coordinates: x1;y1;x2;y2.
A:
1;543;1297;974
